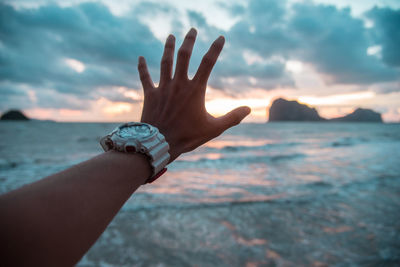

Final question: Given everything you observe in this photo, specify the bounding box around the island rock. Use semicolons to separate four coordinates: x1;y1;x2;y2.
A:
330;108;382;122
268;98;383;122
269;98;324;121
0;110;30;121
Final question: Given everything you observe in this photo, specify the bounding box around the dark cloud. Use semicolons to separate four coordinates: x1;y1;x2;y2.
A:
0;2;162;110
187;10;208;28
1;0;399;113
201;0;399;92
227;0;296;59
367;7;400;67
220;0;399;87
288;2;397;84
186;4;295;92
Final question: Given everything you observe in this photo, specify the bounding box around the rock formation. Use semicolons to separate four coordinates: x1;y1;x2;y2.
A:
330;108;382;122
269;98;325;121
0;110;30;120
268;98;383;122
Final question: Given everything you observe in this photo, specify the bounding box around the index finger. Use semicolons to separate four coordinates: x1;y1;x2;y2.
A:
138;56;154;91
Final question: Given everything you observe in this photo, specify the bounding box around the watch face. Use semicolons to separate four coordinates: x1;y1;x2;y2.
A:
117;123;153;138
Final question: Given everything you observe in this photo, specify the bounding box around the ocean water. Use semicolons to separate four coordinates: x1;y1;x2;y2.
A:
1;122;400;266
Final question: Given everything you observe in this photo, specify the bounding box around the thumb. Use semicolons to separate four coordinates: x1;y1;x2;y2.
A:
216;106;251;132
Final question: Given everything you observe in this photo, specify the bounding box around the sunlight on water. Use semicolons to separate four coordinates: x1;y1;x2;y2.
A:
1;122;399;266
204;138;271;149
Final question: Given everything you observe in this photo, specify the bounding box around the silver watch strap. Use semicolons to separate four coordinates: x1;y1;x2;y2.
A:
142;132;170;175
99;123;170;178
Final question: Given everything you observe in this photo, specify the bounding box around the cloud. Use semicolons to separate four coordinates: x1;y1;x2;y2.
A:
195;0;399;92
216;2;246;17
218;0;399;87
0;2;162;110
186;4;295;92
366;6;400;67
288;2;398;85
0;0;399;113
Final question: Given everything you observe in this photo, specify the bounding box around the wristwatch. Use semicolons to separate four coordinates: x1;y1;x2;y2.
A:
100;122;170;183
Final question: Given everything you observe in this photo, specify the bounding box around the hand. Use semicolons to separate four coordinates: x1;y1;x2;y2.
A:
138;28;251;162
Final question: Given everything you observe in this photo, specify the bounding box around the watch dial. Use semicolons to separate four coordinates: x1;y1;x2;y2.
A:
117;124;152;138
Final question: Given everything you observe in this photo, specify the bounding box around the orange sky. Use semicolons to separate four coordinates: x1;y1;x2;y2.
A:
25;86;400;122
3;1;400;123
24;60;400;122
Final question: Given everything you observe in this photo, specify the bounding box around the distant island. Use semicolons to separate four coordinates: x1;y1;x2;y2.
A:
0;110;30;121
268;98;382;122
328;108;383;122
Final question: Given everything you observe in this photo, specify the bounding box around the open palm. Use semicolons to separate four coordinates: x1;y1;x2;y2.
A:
138;28;251;162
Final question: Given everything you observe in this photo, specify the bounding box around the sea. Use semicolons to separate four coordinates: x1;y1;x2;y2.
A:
1;121;399;266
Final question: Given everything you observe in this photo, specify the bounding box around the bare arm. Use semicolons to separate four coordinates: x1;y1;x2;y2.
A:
0;152;151;266
0;28;250;267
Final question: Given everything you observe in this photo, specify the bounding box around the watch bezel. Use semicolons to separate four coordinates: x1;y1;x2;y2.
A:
114;122;157;142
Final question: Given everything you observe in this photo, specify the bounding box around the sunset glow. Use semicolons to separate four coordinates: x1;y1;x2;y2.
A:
298;92;376;106
1;0;399;122
206;97;268;118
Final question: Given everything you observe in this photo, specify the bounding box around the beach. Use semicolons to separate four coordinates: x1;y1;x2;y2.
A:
1;122;399;266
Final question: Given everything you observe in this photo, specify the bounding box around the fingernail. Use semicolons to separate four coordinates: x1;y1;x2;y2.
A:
189;28;197;35
167;34;175;40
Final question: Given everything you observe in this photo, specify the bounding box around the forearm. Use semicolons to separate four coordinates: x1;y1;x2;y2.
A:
0;151;151;267
0;28;250;267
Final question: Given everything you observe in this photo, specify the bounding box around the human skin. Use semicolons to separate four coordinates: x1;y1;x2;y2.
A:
140;28;250;162
0;28;250;267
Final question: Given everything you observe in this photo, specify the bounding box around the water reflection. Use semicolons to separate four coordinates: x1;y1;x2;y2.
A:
205;138;271;149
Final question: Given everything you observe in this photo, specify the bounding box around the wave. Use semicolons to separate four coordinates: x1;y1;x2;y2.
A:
123;194;290;212
306;181;333;188
0;159;18;170
122;188;342;213
176;153;305;166
328;137;369;148
126;174;400;213
219;142;302;152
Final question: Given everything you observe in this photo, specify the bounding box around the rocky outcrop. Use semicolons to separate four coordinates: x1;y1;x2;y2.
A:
330;108;382;122
0;110;30;120
269;98;325;121
268;98;383;122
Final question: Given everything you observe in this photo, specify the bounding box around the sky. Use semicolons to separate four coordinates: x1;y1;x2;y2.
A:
1;0;399;122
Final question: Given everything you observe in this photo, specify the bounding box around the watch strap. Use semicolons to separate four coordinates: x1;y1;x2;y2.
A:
144;167;167;184
100;123;170;183
141;132;170;175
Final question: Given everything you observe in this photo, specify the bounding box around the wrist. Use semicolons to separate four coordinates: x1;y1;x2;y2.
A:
156;128;182;163
100;122;170;182
103;151;152;185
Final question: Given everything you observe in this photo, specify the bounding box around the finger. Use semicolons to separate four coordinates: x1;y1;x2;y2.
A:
215;106;251;133
174;28;197;79
193;35;225;84
138;56;154;91
160;34;176;86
